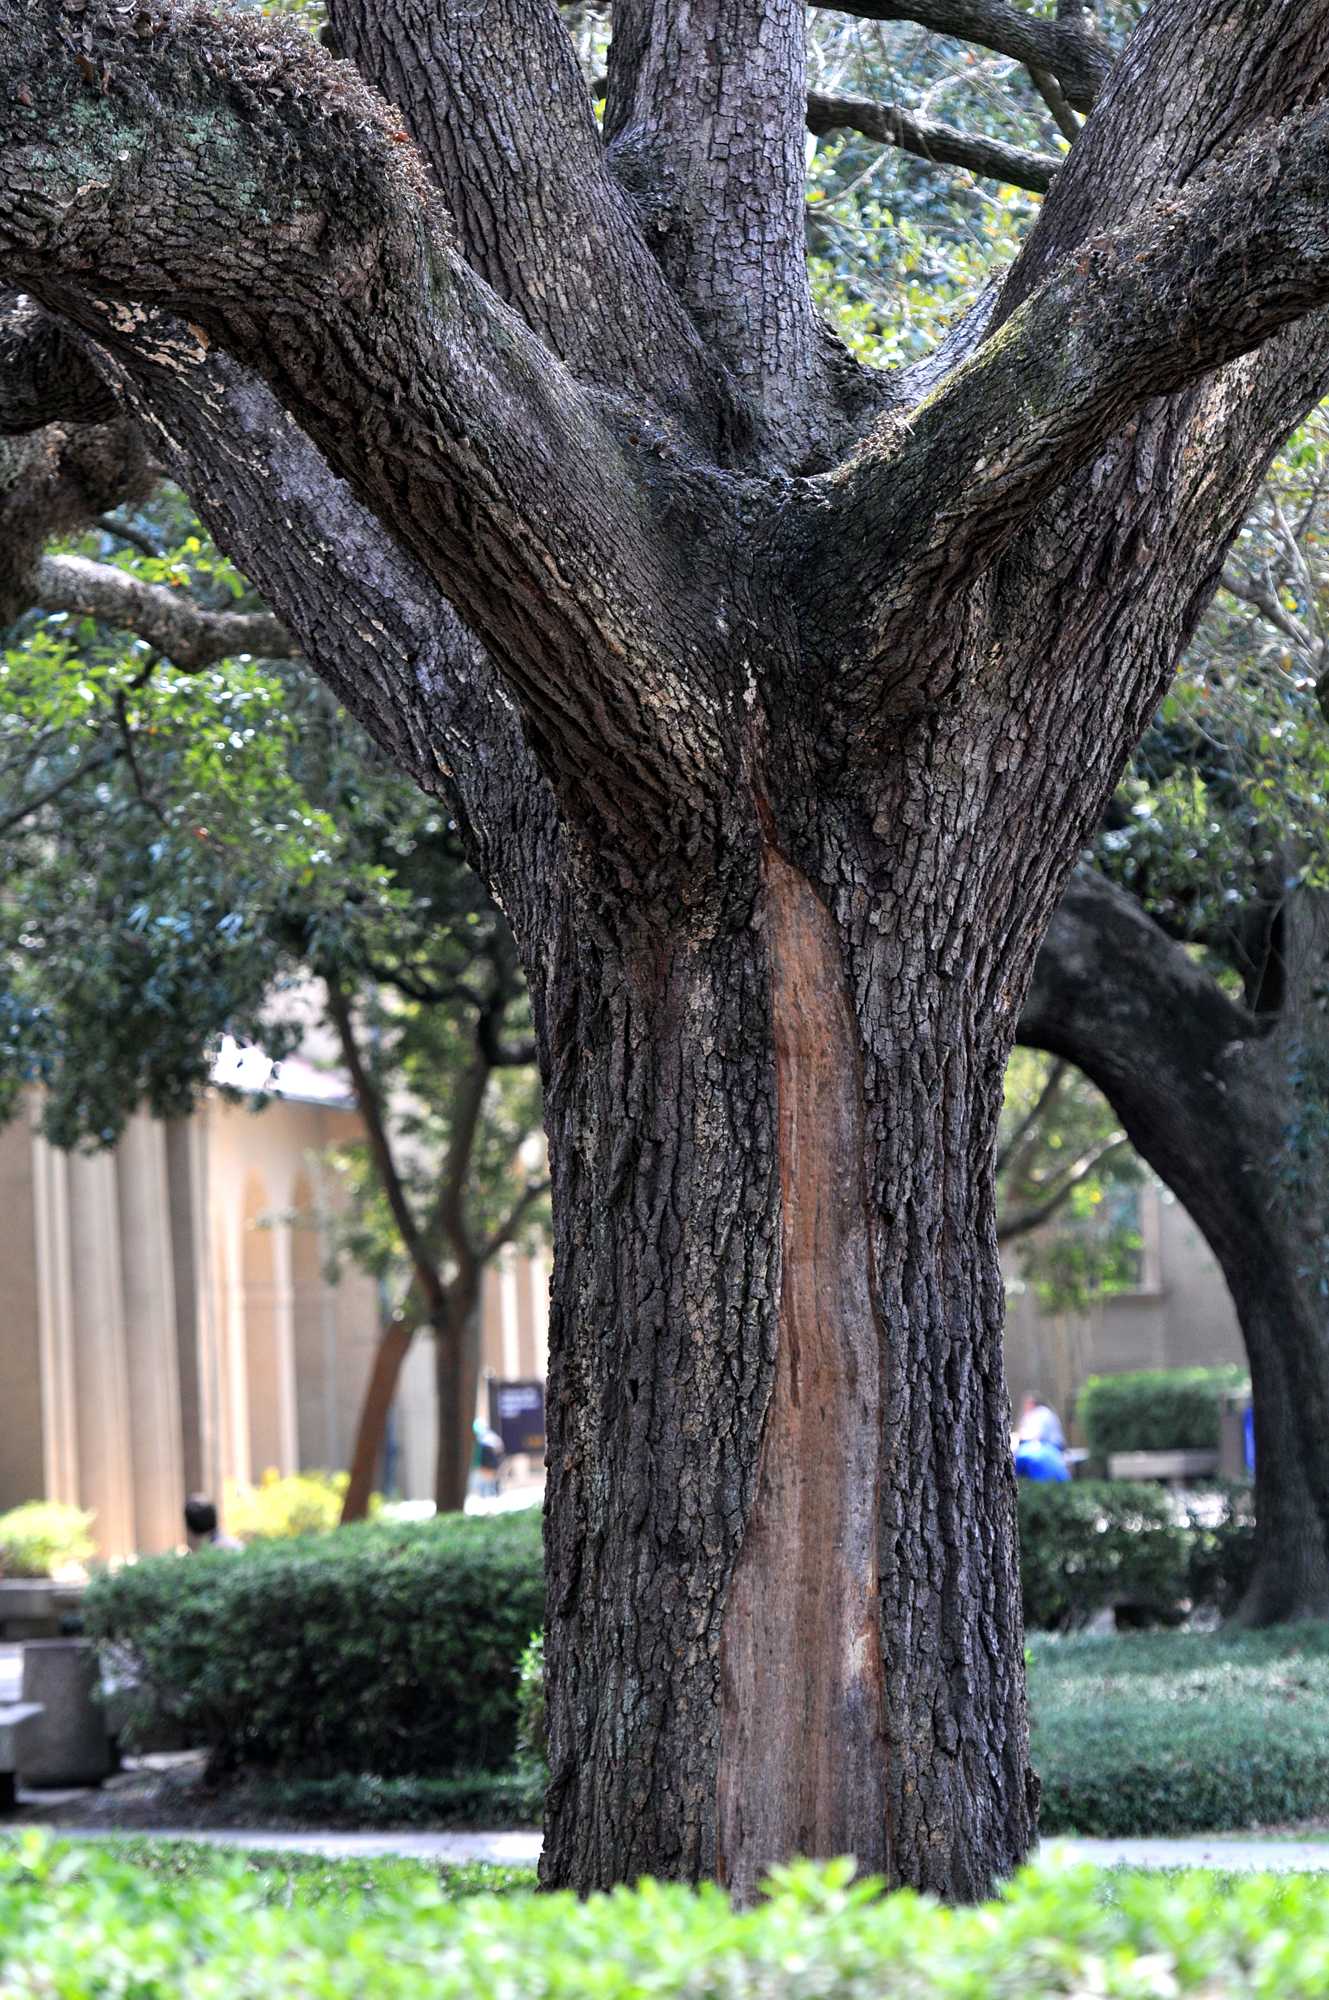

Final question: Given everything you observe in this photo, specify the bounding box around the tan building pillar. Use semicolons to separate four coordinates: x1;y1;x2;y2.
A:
0;1113;59;1510
117;1114;185;1553
66;1149;135;1559
242;1202;298;1478
165;1118;222;1503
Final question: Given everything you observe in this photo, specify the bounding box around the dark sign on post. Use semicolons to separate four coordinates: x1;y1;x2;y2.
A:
490;1379;546;1458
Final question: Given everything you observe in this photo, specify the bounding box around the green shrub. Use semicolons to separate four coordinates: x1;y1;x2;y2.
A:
1032;1622;1329;1835
83;1511;543;1779
1076;1366;1247;1456
1018;1480;1191;1630
0;1501;96;1578
224;1469;372;1540
6;1835;1329;1997
1182;1481;1258;1616
515;1629;546;1762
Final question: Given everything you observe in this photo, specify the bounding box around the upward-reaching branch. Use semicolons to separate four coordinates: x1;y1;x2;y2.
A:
325;0;737;447
798;99;1329;714
605;0;835;457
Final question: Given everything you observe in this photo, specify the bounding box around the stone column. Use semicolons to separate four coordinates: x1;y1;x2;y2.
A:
243;1212;298;1477
165;1118;222;1502
66;1150;134;1560
0;1112;63;1510
117;1114;185;1553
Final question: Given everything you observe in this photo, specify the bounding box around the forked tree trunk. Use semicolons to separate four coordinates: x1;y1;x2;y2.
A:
340;1317;417;1525
434;1299;482;1515
1023;875;1329;1625
13;0;1329;1907
538;797;1042;1903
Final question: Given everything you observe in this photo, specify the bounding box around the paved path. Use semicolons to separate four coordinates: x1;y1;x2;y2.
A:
21;1826;1329;1873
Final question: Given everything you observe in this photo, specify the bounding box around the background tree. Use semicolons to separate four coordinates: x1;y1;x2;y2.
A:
1021;409;1329;1626
5;0;1329;1903
0;503;547;1511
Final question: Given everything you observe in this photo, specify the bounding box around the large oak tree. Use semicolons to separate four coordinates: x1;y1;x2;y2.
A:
5;0;1329;1902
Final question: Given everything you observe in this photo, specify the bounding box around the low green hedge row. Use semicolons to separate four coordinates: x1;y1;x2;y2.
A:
1032;1622;1329;1836
83;1511;544;1778
1076;1366;1248;1456
7;1835;1329;1998
85;1488;1256;1793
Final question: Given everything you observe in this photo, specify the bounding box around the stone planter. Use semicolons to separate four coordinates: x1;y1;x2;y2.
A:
0;1578;85;1641
17;1639;111;1787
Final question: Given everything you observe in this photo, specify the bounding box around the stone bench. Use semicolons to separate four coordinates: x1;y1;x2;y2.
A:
0;1702;44;1811
1107;1449;1220;1485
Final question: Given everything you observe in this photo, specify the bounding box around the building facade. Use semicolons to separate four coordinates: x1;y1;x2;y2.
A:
0;1078;549;1560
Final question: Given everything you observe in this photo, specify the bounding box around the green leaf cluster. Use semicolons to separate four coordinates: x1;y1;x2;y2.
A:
7;1833;1329;1996
0;1501;96;1578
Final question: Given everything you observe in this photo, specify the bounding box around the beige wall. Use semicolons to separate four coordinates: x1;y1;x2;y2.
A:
1003;1185;1246;1438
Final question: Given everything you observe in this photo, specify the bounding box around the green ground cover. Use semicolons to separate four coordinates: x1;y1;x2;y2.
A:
4;1835;1329;1997
1033;1623;1329;1836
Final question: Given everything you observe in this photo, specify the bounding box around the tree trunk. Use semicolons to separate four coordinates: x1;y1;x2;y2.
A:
1022;873;1329;1624
538;810;1039;1904
340;1316;417;1525
434;1299;482;1516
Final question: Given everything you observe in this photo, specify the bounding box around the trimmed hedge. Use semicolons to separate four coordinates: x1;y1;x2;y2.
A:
1077;1366;1248;1456
1018;1479;1257;1630
83;1511;543;1778
1033;1622;1329;1836
1019;1480;1187;1631
8;1836;1329;1997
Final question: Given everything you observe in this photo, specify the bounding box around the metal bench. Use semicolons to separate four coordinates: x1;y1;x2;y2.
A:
0;1702;44;1811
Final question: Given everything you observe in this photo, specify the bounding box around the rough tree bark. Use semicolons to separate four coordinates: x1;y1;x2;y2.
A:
1023;872;1329;1627
5;0;1329;1902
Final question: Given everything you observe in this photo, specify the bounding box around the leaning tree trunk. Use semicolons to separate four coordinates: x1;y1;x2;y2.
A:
1023;873;1329;1624
434;1297;483;1515
340;1317;417;1525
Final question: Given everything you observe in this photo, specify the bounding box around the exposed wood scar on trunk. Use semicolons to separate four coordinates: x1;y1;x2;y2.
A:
715;846;889;1902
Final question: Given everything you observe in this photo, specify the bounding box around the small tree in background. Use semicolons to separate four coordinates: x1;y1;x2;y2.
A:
0;500;546;1513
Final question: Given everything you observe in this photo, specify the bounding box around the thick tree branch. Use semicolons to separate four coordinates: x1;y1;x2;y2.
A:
801;103;1329;706
807;91;1059;193
0;295;118;431
33;552;293;668
604;0;831;453
0;1;728;831
999;0;1329;321
809;0;1112;110
325;0;735;448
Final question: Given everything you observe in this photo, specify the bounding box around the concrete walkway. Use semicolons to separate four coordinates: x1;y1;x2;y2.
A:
24;1826;1329;1874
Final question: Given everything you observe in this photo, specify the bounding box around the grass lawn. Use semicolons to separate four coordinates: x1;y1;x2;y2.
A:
1032;1622;1329;1836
